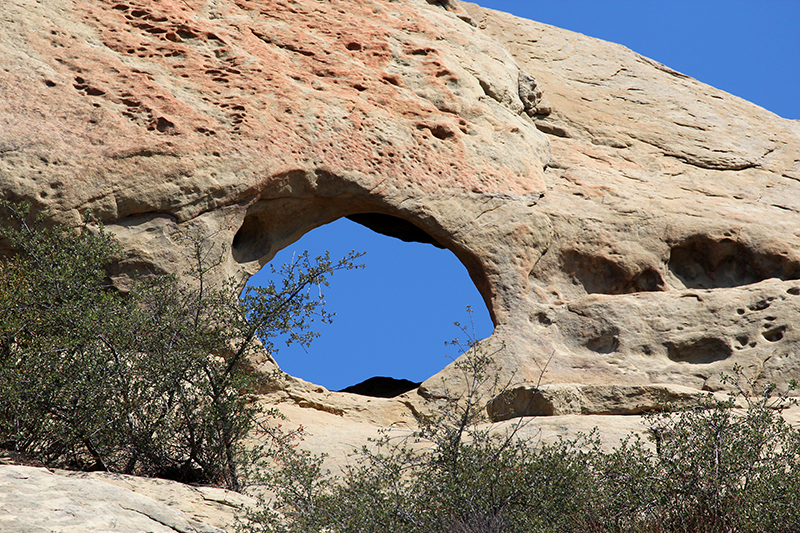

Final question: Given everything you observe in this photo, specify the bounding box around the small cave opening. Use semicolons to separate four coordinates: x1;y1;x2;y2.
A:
232;212;270;263
668;236;800;289
244;215;493;397
561;250;666;295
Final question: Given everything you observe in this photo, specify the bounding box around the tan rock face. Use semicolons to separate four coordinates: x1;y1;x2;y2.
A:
0;0;549;322
3;0;800;476
417;2;800;398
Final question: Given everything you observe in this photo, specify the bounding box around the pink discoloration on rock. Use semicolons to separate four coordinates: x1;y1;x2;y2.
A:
2;0;547;227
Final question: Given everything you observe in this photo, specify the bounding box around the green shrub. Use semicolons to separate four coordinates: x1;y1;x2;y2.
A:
243;329;800;532
0;201;360;491
242;321;583;533
630;371;800;532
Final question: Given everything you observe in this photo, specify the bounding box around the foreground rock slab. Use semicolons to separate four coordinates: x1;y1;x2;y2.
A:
0;465;250;532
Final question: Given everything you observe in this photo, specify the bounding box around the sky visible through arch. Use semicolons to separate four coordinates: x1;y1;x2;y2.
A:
247;1;800;392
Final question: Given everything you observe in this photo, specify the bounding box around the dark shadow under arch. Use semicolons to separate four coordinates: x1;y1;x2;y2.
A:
345;213;445;249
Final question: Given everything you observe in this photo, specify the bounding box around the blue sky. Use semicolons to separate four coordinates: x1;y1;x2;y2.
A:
476;1;799;121
249;1;800;392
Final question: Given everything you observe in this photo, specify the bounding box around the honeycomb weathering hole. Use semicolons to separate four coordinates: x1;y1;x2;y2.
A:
668;236;800;289
561;250;666;295
665;336;733;364
243;217;494;395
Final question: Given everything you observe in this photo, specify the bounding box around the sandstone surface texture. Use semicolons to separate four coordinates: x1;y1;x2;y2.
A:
450;2;800;399
0;463;249;532
2;0;800;528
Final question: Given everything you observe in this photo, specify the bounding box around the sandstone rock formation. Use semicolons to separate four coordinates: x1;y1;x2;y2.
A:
2;0;800;527
442;2;800;400
0;0;549;305
0;463;250;532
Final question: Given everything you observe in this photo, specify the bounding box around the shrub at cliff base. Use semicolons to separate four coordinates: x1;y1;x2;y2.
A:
0;201;360;491
4;198;800;531
244;338;800;532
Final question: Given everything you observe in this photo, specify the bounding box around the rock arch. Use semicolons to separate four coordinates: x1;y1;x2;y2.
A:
3;0;800;404
245;215;494;394
220;187;551;328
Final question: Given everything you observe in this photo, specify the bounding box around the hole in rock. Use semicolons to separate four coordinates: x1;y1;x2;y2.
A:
562;250;666;295
735;335;749;349
668;236;800;289
762;325;786;343
154;117;174;132
585;332;620;354
665;336;733;364
748;298;774;311
245;217;493;395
